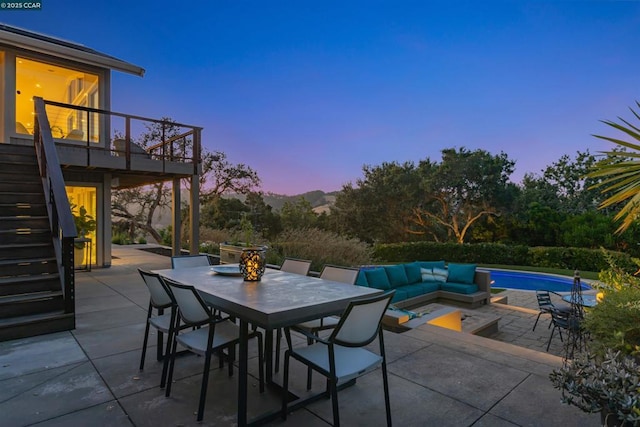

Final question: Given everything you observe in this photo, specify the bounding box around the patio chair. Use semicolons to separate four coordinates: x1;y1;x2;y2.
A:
533;289;571;331
281;290;395;427
138;269;175;368
292;265;360;388
274;258;312;372
171;254;212;269
280;257;312;275
546;307;581;352
164;279;264;422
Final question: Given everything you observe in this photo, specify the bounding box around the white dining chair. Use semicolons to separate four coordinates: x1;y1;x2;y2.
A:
170;254;212;269
281;290;395;426
164;278;264;422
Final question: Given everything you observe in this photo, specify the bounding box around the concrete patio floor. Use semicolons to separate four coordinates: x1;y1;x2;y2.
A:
0;245;600;426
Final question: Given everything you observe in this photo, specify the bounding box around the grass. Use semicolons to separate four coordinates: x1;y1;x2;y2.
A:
479;264;600;281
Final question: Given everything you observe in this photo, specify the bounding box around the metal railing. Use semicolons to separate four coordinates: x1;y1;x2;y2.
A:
42;99;202;175
33;96;76;317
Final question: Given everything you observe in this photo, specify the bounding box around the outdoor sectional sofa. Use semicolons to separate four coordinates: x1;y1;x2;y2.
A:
355;261;491;309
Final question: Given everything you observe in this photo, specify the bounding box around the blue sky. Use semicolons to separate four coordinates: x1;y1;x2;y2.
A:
2;1;639;194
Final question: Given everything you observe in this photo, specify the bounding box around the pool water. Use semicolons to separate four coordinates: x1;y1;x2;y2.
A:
483;269;592;292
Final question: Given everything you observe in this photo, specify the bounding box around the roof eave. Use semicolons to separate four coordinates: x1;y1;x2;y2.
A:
0;29;145;77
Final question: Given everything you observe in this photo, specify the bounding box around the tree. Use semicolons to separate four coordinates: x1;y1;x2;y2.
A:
330;161;422;242
112;118;261;244
280;197;317;230
409;148;516;243
589;101;640;233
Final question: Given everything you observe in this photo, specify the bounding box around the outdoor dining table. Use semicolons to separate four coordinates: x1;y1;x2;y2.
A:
153;265;380;426
562;293;598;308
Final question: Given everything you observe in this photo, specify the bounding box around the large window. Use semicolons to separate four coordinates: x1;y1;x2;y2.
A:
15;57;99;141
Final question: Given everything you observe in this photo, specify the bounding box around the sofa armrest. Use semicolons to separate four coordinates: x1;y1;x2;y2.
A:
474;270;491;293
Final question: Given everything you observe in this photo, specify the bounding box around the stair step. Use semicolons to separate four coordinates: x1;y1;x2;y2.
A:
0;290;64;319
0;193;46;204
0;257;58;277
0;311;74;342
0;215;49;234
0;274;60;296
0;203;47;216
0;229;51;245
0;243;55;263
0;144;36;155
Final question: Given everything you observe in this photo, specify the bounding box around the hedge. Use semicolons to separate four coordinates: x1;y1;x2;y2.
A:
373;242;636;273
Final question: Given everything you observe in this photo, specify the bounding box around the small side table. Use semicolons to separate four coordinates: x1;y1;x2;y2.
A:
74;237;92;271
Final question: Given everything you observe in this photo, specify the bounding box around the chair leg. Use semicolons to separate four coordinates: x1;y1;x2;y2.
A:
532;312;542;331
330;377;340;427
381;360;392;427
165;329;180;397
197;350;213;422
546;325;556;352
140;318;151;370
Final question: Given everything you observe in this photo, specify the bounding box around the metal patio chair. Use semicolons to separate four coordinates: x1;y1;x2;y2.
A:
281;290;395;427
164;279;264;422
533;289;571;331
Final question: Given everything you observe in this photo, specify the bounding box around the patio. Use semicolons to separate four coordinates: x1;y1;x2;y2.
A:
0;246;600;426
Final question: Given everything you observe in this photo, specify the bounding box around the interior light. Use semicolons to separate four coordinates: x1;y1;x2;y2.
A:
35;83;41;88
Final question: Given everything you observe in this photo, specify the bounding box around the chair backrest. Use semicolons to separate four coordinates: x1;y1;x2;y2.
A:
320;265;359;285
536;290;553;309
139;269;173;309
171;254;212;269
280;258;311;276
164;279;211;326
551;308;580;331
331;291;394;347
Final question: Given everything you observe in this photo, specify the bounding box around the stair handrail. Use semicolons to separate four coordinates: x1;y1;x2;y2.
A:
33;96;76;316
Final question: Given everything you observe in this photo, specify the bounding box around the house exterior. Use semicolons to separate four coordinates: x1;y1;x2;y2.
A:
0;23;201;268
0;24;202;340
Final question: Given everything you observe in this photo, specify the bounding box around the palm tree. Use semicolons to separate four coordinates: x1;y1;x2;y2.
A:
589;101;640;233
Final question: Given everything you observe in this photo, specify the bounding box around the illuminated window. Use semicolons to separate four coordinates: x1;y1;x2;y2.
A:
66;186;97;265
15;57;99;141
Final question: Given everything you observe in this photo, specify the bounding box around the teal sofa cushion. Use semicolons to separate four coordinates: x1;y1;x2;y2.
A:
441;282;479;294
447;263;476;284
355;270;369;287
404;262;423;284
365;268;392;290
416;260;446;270
416;281;440;294
391;288;409;303
400;283;429;298
385;265;409;288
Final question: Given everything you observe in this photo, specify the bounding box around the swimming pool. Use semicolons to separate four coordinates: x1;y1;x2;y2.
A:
482;269;592;292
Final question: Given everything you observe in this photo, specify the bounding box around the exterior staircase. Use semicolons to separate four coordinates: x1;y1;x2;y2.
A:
0;144;74;341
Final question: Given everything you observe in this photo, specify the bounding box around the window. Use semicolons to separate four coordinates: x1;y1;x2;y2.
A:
15;57;99;141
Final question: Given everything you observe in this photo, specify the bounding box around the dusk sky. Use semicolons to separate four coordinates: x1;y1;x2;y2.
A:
2;1;639;194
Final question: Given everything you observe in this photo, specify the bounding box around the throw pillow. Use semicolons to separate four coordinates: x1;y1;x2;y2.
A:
385;265;409;287
404;262;423;284
364;268;392;290
447;263;477;284
421;267;437;282
432;267;448;283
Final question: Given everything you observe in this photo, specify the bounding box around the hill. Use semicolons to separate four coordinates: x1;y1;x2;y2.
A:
262;190;337;212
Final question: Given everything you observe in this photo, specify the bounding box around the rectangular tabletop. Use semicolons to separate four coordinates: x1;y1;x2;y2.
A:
153;266;380;330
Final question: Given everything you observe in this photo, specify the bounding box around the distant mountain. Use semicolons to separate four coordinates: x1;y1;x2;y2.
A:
262;190;338;213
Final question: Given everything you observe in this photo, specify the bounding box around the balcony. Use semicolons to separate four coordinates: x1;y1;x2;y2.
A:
38;99;203;189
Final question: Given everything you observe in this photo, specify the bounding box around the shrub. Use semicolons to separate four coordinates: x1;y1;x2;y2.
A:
268;228;373;272
112;233;132;245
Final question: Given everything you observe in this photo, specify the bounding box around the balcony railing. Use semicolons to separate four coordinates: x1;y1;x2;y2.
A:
41;99;203;176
